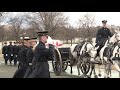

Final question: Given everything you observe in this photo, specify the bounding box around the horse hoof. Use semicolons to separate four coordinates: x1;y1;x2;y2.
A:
98;74;101;77
94;75;98;78
84;75;90;78
87;76;91;78
78;74;80;76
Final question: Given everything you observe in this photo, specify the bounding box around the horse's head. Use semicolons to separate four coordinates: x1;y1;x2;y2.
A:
115;29;120;42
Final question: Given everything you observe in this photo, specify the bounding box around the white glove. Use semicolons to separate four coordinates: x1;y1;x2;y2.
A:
16;55;17;57
6;54;8;56
11;54;13;56
47;36;53;44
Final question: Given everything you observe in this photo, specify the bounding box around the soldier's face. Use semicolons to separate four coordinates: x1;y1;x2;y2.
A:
30;40;37;47
40;36;48;43
24;40;31;47
102;23;106;27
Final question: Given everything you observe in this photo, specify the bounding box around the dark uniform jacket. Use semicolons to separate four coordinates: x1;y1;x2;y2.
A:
13;45;29;78
2;45;9;55
17;45;29;67
2;45;9;61
95;27;113;56
23;47;34;78
33;41;53;63
96;27;113;43
8;45;14;56
27;47;34;63
28;41;54;78
13;45;19;56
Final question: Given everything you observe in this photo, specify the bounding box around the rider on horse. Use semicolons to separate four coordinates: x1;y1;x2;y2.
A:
95;20;113;56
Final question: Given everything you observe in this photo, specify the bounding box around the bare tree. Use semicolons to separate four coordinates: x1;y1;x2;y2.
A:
25;12;68;38
78;13;95;42
8;17;24;41
0;12;6;45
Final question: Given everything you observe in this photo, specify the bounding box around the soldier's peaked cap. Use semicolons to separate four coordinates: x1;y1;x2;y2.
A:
102;20;107;23
23;37;30;40
31;37;37;39
29;37;37;42
37;31;49;37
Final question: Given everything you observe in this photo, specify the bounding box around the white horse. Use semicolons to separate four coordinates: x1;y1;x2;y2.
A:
69;41;99;77
98;29;120;78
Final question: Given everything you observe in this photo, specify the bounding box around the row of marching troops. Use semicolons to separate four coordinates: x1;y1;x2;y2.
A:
9;31;54;78
2;41;24;65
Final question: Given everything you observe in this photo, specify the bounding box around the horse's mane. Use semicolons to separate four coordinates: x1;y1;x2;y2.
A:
109;33;117;44
80;42;93;55
80;42;87;55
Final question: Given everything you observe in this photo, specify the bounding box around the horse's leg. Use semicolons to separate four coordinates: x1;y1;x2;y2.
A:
112;60;120;78
117;60;120;78
104;62;107;78
106;62;111;78
77;58;81;76
89;63;92;77
98;64;102;77
70;61;73;74
108;62;112;78
104;57;111;78
98;57;102;77
89;63;95;78
93;64;98;78
113;61;120;72
69;54;74;74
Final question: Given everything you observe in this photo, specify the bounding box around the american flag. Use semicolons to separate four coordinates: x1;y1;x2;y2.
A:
45;36;63;48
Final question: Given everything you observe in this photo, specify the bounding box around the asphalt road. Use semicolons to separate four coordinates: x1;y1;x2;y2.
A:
0;57;80;78
0;57;120;78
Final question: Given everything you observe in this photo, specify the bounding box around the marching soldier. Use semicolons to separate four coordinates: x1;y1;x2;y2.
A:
95;20;113;56
13;42;19;66
24;37;37;78
28;31;54;78
2;42;9;65
8;42;14;65
13;38;30;78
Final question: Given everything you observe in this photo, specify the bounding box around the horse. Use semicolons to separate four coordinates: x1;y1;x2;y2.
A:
97;29;120;78
69;42;84;75
69;41;99;77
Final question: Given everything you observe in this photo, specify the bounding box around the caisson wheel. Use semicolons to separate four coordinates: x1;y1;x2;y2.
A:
52;48;62;76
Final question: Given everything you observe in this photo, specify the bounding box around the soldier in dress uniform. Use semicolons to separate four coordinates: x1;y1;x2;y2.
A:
28;31;54;78
13;38;30;78
95;20;113;56
8;41;14;65
13;42;19;66
2;42;9;65
17;41;24;53
24;37;37;78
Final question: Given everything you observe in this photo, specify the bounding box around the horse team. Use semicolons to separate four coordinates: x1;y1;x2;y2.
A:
69;29;120;78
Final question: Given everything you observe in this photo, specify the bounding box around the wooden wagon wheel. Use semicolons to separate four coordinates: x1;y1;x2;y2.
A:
52;48;62;76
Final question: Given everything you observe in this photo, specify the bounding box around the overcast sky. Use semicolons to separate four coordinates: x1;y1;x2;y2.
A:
2;12;120;28
64;12;120;27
